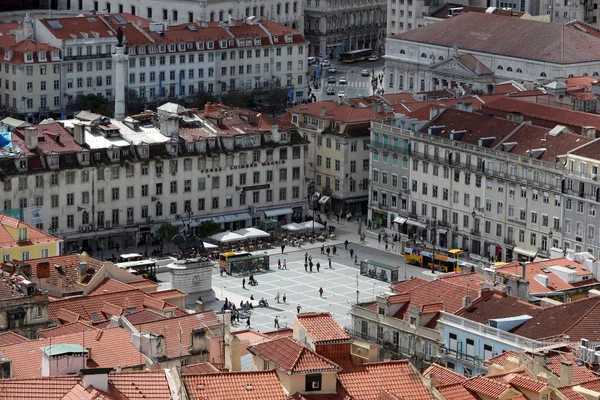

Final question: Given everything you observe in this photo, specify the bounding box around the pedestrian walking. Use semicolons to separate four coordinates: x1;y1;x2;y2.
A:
305;252;308;262
283;294;287;303
378;233;381;243
368;220;372;230
350;248;354;258
283;259;287;269
319;287;324;297
297;304;302;313
278;259;281;269
326;247;331;256
333;245;337;255
344;239;349;250
324;220;327;229
309;255;312;263
354;254;358;264
281;244;285;254
275;292;281;303
246;316;251;328
305;262;308;272
242;278;246;289
321;245;325;255
309;263;313;273
337;214;340;223
274;316;280;329
328;257;332;269
316;262;320;272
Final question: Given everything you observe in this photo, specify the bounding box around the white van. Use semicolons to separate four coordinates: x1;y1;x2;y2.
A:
307;57;316;65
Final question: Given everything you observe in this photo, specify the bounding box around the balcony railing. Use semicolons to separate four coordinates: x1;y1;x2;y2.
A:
345;328;418;357
438;344;483;367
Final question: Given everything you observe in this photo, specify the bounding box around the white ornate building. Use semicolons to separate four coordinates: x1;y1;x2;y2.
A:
384;13;600;95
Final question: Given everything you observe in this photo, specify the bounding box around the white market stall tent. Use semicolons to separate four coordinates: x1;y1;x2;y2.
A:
234;228;271;238
301;221;325;230
281;223;306;231
208;231;246;243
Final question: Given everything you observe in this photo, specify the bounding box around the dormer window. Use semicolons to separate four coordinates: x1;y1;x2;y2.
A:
285;34;292;43
168;44;176;52
281;132;288;141
38;51;47;61
305;374;322;392
4;50;13;61
138;46;146;54
51;50;60;60
25;52;33;63
178;43;185;51
111;150;119;160
159;44;166;52
220;40;227;48
18;228;27;241
141;146;149;158
170;144;177;154
254;37;261;45
196;41;204;50
19;159;27;169
81;152;89;163
207;41;214;49
228;39;234;46
128;46;136;55
187;143;194;152
273;36;279;43
245;39;252;46
49;156;59;167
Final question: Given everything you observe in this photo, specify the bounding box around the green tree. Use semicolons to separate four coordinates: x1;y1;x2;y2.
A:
222;90;255;109
72;94;113;117
195;221;222;238
186;90;217;109
157;222;179;253
264;85;290;114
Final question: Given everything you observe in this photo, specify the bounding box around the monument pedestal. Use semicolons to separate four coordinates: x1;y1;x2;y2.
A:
168;258;215;303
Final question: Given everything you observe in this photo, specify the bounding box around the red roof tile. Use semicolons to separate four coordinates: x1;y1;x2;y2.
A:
391;277;428;293
132;311;222;360
125;279;160;290
182;362;221;375
559;378;600;400
0;213;61;250
14;122;84;154
436;382;479;400
297;313;351;344
0;376;81;399
38;321;99;338
485;350;520;366
123;309;167;325
182;370;287;400
288;101;392;124
88;277;136;295
509;375;548;392
0;327;143;378
39;15;118;40
148;288;187;300
108;370;171;400
0;331;29;346
463;375;512;397
392;12;600;64
387;293;411;304
248;337;341;374
337;361;435;400
423;363;467;386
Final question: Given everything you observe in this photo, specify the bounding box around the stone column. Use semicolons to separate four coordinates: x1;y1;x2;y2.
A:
168;258;216;303
112;45;129;121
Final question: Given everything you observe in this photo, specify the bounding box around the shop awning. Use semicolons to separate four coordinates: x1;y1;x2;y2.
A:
264;208;294;217
223;212;252;223
437;228;448;235
394;217;407;224
513;247;538;258
318;196;331;205
406;220;426;229
346;197;368;204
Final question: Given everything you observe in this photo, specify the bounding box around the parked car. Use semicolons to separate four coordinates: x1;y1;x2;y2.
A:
368;55;379;62
328;67;337;73
338;77;347;84
321;59;331;67
361;69;369;76
338;90;345;97
308;56;316;65
326;87;335;95
327;75;336;83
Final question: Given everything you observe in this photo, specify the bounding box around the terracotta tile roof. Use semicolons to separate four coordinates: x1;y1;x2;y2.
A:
0;327;143;378
248;337;341;374
421;303;444;313
458;292;540;324
133;311;222;360
536;351;598;384
148;288;187;300
391;277;428;293
436;382;479;400
123;309;167;325
61;383;107;400
39;15;118;40
108;370;171;399
0;331;29;346
288;101;392;124
455;54;493;75
38;321;99;338
558;378;600;400
88;277;136;295
0;376;81;399
509;375;548;392
49;288;186;325
485;350;520;366
337;361;435;400
423;363;467;386
182;370;287;400
14;122;85;154
438;272;489;288
495;258;597;294
182;362;221;375
387;293;411;304
0;213;62;250
571;138;600;159
392;12;600;64
125;279;160;290
463;375;512;397
483;96;600;130
296;313;351;344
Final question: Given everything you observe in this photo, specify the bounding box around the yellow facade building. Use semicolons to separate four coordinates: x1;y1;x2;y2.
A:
0;213;62;261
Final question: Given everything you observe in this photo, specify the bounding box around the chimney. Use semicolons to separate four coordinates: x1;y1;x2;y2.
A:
24;126;38;149
270;124;281;142
582;126;597;138
560;360;573;387
73;122;85;144
80;368;111;393
462;295;473;309
519;262;527;279
224;310;232;334
320;106;327;117
371;100;383;113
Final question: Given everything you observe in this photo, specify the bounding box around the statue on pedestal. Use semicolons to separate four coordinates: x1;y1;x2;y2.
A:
116;26;124;47
172;214;206;259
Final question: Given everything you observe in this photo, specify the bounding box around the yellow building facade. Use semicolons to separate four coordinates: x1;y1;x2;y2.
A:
0;213;61;261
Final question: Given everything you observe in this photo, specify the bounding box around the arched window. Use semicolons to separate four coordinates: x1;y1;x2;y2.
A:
293;1;297;12
252;6;257;15
209;11;215;21
400;49;406;54
218;10;223;20
593;72;599;77
277;3;281;14
540;72;547;77
421;53;427;58
260;5;265;16
420;79;425;92
583;73;588;76
285;2;289;13
438;56;444;60
409;77;414;90
568;74;574;78
389;73;394;88
497;65;503;70
292;22;296;29
399;75;404;90
506;67;513;72
516;68;522;73
228;8;233;15
245;7;250;16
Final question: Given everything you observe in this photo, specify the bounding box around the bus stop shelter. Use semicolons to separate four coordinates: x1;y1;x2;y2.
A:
226;254;271;275
360;259;399;283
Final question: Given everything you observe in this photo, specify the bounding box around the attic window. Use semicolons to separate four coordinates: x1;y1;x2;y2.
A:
38;52;47;61
220;40;227;48
516;68;522;73
254;37;260;45
25;52;33;62
421;53;427;58
168;44;176;52
400;49;405;54
206;41;214;49
506;67;513;72
497;65;503;70
285;34;292;43
186;42;193;49
540;72;547;77
178;43;185;51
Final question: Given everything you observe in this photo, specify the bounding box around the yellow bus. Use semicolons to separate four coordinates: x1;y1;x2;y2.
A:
403;246;467;272
341;49;373;63
219;251;252;272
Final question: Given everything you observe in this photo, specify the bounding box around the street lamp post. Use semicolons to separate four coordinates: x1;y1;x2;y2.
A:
426;219;439;273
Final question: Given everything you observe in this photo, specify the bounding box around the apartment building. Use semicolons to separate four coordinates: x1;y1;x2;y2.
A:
287;100;391;216
61;0;304;32
386;0;446;36
560;139;600;257
1;13;308;121
369;108;591;262
304;0;386;58
0;103;308;254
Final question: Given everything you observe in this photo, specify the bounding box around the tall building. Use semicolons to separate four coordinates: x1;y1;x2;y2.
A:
0;104;307;254
304;0;387;58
